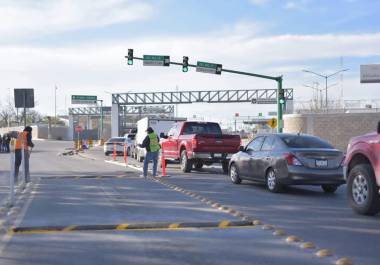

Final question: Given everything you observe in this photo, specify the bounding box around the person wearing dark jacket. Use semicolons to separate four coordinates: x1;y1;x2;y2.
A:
138;127;160;178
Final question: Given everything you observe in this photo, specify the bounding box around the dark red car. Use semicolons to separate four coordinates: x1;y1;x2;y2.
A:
160;121;241;173
344;121;380;215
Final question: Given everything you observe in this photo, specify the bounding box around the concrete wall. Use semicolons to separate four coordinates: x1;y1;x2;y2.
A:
284;112;380;151
0;125;71;140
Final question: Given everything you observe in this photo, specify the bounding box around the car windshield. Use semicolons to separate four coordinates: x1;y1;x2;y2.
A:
280;135;334;149
183;122;222;135
108;138;125;143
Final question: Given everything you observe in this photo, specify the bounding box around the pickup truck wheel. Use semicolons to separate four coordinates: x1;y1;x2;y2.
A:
229;164;241;184
266;169;283;193
347;164;380;216
222;161;229;174
137;153;144;163
321;184;338;193
194;162;203;170
180;150;192;173
104;152;109;156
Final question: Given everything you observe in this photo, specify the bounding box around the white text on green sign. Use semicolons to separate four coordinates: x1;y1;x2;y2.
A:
196;61;222;75
143;55;170;66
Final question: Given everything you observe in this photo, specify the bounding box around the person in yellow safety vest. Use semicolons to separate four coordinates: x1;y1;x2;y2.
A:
138;127;161;178
15;126;34;183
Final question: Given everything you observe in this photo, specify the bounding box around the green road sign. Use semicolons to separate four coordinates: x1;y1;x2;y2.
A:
196;61;222;75
71;95;97;104
143;55;170;66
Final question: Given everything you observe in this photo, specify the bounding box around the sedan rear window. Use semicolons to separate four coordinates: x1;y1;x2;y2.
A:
280;135;334;149
108;138;125;143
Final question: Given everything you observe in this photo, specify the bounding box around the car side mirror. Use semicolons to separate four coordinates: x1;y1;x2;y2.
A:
377;121;380;134
239;146;245;152
160;132;168;139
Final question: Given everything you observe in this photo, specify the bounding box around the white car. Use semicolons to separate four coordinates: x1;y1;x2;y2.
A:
104;137;128;156
124;134;136;156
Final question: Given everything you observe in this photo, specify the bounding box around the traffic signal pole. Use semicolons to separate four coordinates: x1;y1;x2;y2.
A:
128;55;285;133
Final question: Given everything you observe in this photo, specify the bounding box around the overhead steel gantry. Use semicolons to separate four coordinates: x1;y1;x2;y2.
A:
69;105;174;116
112;89;293;105
111;88;293;136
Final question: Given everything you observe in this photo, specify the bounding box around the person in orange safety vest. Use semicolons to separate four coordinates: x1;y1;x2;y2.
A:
14;126;34;183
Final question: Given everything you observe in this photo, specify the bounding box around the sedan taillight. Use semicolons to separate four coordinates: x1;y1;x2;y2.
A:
284;153;302;166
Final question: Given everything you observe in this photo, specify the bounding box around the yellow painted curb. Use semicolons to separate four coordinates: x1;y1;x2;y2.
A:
335;258;354;265
300;242;316;249
273;229;286;236
315;249;333;257
262;224;274;230
286;235;302;243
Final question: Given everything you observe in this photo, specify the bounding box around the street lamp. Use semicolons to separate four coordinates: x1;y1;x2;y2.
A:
302;68;349;109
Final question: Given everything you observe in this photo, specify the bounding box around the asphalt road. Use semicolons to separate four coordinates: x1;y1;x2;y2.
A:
0;140;378;265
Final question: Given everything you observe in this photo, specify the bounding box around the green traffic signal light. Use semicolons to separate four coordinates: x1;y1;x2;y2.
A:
279;98;285;104
127;49;133;65
183;56;189;73
128;59;133;65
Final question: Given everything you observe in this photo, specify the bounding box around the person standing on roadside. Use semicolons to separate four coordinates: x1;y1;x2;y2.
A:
4;134;11;153
15;126;34;183
0;134;3;153
138;127;160;178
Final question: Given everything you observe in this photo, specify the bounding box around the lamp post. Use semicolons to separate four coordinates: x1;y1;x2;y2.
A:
302;69;349;109
55;85;58;126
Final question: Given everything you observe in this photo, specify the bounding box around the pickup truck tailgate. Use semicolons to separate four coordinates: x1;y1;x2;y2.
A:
193;134;240;153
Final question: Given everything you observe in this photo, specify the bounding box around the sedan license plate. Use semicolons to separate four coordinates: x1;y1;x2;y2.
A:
214;153;222;158
315;159;328;168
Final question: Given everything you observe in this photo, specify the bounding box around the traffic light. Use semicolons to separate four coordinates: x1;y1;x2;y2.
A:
278;88;285;105
182;56;189;72
127;49;133;65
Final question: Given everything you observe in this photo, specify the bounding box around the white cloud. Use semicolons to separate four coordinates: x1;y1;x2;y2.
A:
1;27;380;118
284;1;297;9
249;0;270;6
0;0;153;39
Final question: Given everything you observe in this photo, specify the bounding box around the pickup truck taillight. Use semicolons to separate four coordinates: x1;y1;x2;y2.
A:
192;137;197;149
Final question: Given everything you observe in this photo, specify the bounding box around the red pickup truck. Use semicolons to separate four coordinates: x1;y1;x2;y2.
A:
160;121;241;173
344;121;380;216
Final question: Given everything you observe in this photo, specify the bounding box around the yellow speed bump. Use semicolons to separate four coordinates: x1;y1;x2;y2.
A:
273;229;286;236
63;225;78;232
168;223;180;229
335;258;354;265
253;220;263;225
262;224;274;230
286;235;302;243
218;220;231;228
300;242;316;249
315;249;333;257
116;224;129;230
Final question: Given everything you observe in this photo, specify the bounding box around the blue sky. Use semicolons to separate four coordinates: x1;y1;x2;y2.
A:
0;0;379;124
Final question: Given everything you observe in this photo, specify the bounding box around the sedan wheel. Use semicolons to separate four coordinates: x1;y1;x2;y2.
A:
266;169;282;193
229;164;241;184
